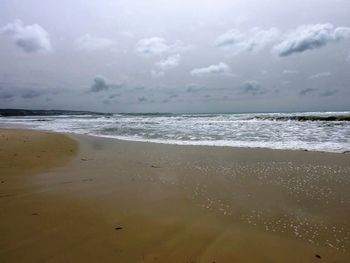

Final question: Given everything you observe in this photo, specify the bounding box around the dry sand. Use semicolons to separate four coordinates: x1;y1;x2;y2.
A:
0;128;349;262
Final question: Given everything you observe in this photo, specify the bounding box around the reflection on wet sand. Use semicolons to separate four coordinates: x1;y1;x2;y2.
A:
1;129;349;262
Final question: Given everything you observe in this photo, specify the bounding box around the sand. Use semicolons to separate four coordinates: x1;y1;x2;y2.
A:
0;128;349;262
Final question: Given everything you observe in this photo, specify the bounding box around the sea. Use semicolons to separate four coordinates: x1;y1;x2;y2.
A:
1;111;350;153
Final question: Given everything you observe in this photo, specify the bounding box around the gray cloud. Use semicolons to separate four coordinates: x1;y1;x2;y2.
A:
89;76;123;92
138;96;148;103
21;89;44;99
273;24;350;57
299;88;318;96
320;90;338;97
168;93;178;98
308;72;332;79
0;91;15;99
0;83;64;100
0;19;52;53
1;1;349;113
190;62;233;76
241;80;265;95
127;86;145;93
215;27;280;54
186;84;206;93
90;76;110;92
103;99;119;105
76;34;115;51
109;94;120;99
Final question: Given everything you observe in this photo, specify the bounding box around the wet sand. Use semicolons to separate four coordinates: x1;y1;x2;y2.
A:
0;128;349;262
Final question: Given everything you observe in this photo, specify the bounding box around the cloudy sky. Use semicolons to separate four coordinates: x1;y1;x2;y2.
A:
0;0;349;113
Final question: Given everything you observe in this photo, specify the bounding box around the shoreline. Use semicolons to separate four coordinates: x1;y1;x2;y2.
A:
0;125;348;155
90;133;350;155
1;128;349;262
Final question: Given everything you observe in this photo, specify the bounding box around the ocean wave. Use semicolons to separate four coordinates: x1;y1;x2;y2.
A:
117;112;174;117
1;111;349;153
254;115;350;122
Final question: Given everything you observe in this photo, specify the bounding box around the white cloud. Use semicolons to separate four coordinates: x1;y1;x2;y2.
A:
215;29;245;48
273;24;350;57
151;54;181;77
283;70;298;74
172;40;194;53
0;19;52;53
190;62;233;76
155;54;181;70
308;72;332;79
335;27;350;40
215;27;280;54
135;37;171;56
76;34;115;51
135;37;191;56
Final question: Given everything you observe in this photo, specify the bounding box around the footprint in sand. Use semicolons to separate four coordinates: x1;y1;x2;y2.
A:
82;179;93;182
0;193;17;198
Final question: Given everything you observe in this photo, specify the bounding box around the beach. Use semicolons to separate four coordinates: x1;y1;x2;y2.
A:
0;128;349;262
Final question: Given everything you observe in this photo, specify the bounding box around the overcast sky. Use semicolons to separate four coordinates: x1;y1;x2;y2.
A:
0;0;349;113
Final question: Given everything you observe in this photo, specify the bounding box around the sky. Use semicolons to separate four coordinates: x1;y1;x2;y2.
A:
0;0;349;113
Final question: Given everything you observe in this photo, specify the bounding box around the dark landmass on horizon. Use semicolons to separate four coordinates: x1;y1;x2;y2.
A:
0;108;108;117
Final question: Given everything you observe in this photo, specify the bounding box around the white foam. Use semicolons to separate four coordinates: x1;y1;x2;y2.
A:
1;111;349;153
